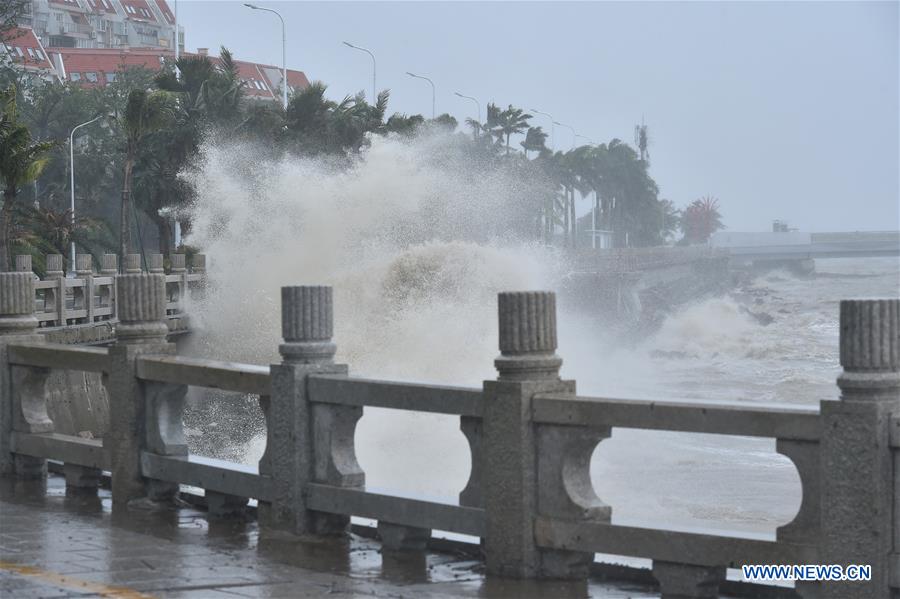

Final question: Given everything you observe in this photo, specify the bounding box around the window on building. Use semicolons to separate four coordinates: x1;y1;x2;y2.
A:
70;72;81;81
14;47;23;58
26;48;35;59
33;48;43;60
105;72;116;83
85;72;98;82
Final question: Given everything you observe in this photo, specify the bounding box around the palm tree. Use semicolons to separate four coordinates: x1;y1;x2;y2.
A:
491;104;531;155
520;126;547;158
119;89;172;264
0;86;56;270
681;196;723;244
155;47;244;128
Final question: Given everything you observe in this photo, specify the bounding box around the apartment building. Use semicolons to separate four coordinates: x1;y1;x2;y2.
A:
16;0;181;52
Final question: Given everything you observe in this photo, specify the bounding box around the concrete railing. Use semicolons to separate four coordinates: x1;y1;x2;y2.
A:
13;253;205;339
0;272;896;598
573;246;728;274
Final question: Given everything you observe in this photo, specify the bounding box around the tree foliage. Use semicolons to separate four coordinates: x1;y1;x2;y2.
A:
1;47;722;266
681;196;724;244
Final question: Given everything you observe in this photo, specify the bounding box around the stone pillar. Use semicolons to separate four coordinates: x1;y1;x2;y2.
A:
100;254;117;276
98;255;117;323
105;273;173;504
169;254;186;274
148;254;164;274
75;254;94;323
45;254;64;280
0;272;46;477
189;254;207;302
169;254;186;314
483;291;574;577
75;254;92;278
265;286;361;536
45;254;65;326
191;254;206;275
14;255;31;273
820;299;899;598
124;254;141;274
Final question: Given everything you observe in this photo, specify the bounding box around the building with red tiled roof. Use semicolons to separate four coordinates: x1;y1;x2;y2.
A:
2;27;55;75
18;0;179;52
26;45;310;101
8;2;310;100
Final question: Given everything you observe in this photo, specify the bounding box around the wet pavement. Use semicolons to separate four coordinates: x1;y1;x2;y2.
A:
0;474;661;598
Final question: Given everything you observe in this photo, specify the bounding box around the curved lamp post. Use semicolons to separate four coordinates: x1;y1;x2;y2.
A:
406;72;435;119
69;115;103;272
454;91;481;123
553;120;576;150
244;3;288;110
343;41;376;103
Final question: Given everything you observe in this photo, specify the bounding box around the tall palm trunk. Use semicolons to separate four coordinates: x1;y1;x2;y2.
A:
0;187;15;272
152;210;171;255
120;151;135;269
569;186;577;248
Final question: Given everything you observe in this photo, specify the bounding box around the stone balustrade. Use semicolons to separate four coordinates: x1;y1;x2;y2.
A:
0;272;896;598
10;253;206;343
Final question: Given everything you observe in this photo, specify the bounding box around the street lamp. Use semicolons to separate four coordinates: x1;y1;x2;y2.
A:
406;72;435;119
343;41;376;103
244;3;288;110
69;115;103;273
575;134;595;146
454;91;480;123
553;120;576;150
530;108;554;150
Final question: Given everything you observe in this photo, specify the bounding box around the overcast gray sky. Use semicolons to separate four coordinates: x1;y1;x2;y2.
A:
180;1;899;233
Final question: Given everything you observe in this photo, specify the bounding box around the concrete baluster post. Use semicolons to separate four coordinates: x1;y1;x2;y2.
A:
0;272;48;479
168;254;186;315
265;286;360;535
14;255;31;273
75;254;94;323
148;254;164;274
100;254;117;276
45;254;64;280
124;254;141;274
105;273;173;505
100;255;117;321
190;254;206;275
820;299;899;598
483;291;574;577
45;254;65;326
189;254;206;302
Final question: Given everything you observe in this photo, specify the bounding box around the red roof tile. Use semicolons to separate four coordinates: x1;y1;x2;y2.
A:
49;0;82;9
2;27;54;71
153;0;176;25
85;0;117;15
121;0;158;23
50;47;308;96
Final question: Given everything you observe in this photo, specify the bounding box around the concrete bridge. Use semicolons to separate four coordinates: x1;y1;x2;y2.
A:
712;231;900;272
0;272;898;598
